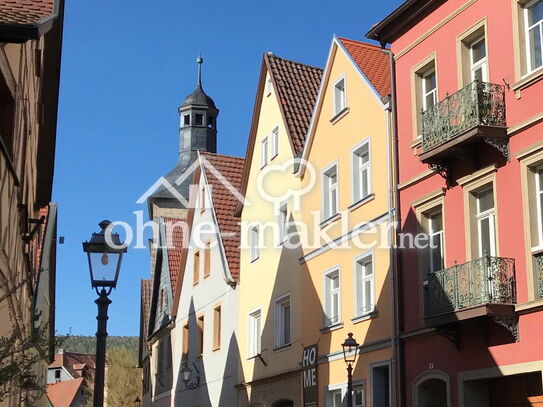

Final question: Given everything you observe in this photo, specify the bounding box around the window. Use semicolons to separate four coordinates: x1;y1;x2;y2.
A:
271;126;279;159
195;113;204;126
428;210;444;272
213;306;221;350
194;251;200;285
330;389;343;407
371;364;391;407
536;167;543;245
267;77;273;95
475;188;496;257
197;315;204;355
355;254;374;317
183;114;190;126
278;202;288;243
352;142;371;203
333;77;346;115
261;137;269;168
249;225;260;262
525;0;543;73
200;186;206;212
470;36;488;82
55;369;61;380
323;164;339;220
182;323;189;363
422;69;437;111
248;309;262;357
353;385;365;407
324;269;340;326
207;115;214;128
204;241;211;278
274;295;291;348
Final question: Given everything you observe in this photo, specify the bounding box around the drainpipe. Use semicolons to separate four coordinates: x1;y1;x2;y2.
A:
382;46;403;407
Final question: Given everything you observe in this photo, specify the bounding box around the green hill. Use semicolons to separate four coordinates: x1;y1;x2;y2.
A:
57;335;139;356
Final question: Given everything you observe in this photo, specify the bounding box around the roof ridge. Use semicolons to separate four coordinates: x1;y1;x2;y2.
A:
337;36;388;50
266;53;323;72
199;151;244;162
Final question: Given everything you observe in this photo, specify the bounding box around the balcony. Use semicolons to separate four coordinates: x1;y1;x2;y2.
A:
534;251;543;299
419;80;508;173
424;256;517;332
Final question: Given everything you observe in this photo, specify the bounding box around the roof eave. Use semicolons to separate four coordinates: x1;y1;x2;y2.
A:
0;0;62;43
365;0;444;44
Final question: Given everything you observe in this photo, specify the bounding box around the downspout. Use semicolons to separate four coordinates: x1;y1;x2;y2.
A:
382;46;403;407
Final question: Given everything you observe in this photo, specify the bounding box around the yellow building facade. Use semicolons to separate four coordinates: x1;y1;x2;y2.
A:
296;37;396;406
237;53;322;406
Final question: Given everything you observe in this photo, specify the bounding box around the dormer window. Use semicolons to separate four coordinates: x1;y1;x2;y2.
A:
183;114;190;126
195;113;204;126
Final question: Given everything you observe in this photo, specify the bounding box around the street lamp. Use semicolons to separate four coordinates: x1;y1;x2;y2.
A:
342;332;360;407
133;397;141;407
181;364;200;389
83;220;127;407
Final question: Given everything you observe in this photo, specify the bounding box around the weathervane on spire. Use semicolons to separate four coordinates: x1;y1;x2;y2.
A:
197;55;203;88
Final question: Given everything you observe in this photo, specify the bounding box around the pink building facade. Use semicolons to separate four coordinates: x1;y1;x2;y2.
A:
369;0;543;406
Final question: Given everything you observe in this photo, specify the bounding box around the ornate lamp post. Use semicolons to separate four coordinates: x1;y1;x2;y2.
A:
83;220;126;407
342;333;360;407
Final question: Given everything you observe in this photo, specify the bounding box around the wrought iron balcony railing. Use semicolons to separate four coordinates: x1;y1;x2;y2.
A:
534;252;543;299
421;80;506;153
425;255;516;318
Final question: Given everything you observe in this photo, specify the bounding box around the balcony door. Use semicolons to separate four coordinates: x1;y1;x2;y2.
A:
476;188;496;257
470;36;488;82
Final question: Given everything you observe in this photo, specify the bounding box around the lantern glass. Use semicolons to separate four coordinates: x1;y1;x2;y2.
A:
181;365;192;383
341;332;359;365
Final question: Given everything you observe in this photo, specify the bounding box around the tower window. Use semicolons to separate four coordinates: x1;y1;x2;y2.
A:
207;116;214;128
183;114;190;126
195;114;204;126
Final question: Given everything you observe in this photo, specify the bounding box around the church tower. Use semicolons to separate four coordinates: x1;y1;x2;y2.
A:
148;57;219;209
178;56;218;168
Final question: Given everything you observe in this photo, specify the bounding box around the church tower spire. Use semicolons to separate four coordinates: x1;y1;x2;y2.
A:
178;56;219;169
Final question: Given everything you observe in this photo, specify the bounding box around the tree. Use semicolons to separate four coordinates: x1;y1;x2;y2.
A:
105;346;142;407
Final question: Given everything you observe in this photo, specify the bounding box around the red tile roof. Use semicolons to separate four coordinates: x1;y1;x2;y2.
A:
0;0;54;25
163;218;187;290
266;53;323;155
200;152;244;281
338;37;391;99
49;352;96;379
47;377;84;407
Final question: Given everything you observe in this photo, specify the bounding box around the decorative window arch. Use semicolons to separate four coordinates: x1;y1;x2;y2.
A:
413;370;451;407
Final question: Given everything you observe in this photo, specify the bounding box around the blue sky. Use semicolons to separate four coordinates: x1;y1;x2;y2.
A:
53;0;402;337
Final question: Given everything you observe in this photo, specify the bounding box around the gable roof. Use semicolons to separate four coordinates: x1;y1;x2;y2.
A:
338;37;391;98
163;218;185;290
46;377;84;407
297;36;391;177
49;352;96;379
0;0;63;42
266;54;323;155
200;152;244;282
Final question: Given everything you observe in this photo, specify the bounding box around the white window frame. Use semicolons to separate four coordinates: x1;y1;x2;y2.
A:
476;188;497;257
354;252;375;318
524;0;543;74
333;75;347;115
322;162;339;221
266;76;273;96
351;139;371;204
469;36;488;82
428;209;444;272
248;308;262;358
326;380;365;407
274;293;291;348
422;69;437;111
249;225;260;262
271;126;279;159
278;201;288;243
536;166;543;246
261;137;269;168
324;267;341;327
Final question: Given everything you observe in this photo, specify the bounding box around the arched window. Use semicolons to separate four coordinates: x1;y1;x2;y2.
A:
414;371;450;407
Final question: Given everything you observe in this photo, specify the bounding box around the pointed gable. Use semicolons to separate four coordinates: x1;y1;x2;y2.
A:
337;37;391;99
266;54;323;155
200;152;244;282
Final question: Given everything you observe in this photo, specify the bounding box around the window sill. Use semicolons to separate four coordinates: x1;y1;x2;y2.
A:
410;137;422;149
351;309;378;324
250;256;259;264
512;67;543;91
330;107;350;124
349;194;375;211
273;343;291;353
271;153;278;161
320;213;341;228
320;322;343;333
212;346;221;352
